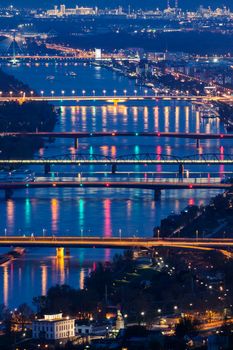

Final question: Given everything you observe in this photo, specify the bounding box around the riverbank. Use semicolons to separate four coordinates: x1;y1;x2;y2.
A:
216;101;233;131
156;188;233;238
0;69;57;160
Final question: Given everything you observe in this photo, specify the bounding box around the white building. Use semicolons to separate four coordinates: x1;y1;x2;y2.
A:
75;323;93;336
95;48;102;60
32;313;75;341
46;4;95;17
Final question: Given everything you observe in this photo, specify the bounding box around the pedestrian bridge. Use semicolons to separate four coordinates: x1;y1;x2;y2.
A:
0;178;230;200
0;236;233;250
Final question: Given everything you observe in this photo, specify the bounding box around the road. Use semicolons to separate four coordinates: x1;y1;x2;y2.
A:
1;131;233;140
0;95;231;103
0;180;230;191
0;236;233;249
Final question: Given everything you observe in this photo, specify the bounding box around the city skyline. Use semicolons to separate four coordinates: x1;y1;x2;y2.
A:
2;0;233;10
0;0;232;349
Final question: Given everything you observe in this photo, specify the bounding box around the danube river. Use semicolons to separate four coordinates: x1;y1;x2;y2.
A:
0;62;230;307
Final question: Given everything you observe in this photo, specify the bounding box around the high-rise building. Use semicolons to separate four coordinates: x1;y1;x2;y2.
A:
60;4;66;15
95;48;102;60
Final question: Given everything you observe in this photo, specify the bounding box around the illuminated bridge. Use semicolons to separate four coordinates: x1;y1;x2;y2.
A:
0;153;233;167
2;131;233;140
0;94;230;103
0;179;231;200
1;236;233;250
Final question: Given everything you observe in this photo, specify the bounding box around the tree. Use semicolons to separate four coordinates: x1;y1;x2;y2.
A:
17;303;33;330
175;317;200;338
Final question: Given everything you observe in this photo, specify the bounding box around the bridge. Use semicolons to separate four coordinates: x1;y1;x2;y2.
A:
0;94;230;104
1;236;233;250
0;179;230;200
1;153;233;168
0;55;93;61
2;131;233;140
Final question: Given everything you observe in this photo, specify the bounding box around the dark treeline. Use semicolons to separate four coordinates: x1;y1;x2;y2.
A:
0;69;31;95
0;69;57;159
0;101;57;159
52;31;233;54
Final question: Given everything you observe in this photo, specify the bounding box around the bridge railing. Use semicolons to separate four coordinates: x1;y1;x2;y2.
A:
34;176;224;184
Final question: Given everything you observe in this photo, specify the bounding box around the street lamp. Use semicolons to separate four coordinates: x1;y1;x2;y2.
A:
123;89;127;96
51;90;54;97
92;90;96;96
30;91;34;96
72;90;75;95
144;89;148;96
61;90;65;96
103;89;106;96
40;90;44;97
9;91;13;97
82;90;86;96
134;89;137;96
113;89;117;96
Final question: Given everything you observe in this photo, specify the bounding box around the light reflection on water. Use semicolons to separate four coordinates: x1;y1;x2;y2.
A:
0;63;231;307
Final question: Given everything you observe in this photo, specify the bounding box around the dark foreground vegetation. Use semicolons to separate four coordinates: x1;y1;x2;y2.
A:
0;69;57;159
158;190;233;238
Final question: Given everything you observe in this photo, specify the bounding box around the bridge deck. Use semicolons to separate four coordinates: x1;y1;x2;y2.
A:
0;180;230;190
1;131;233;140
0;95;230;102
0;236;233;248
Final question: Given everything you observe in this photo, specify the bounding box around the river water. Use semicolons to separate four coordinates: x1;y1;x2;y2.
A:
0;62;231;307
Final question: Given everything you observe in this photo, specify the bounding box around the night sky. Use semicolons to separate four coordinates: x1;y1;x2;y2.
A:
2;0;233;10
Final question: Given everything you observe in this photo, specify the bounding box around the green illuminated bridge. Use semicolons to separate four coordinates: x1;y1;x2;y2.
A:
0;153;233;166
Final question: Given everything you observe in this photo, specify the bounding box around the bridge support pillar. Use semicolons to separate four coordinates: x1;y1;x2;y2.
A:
44;164;51;175
196;139;200;149
74;138;79;149
111;164;117;174
65;248;70;256
178;163;184;178
56;247;64;258
5;189;13;200
153;189;161;201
